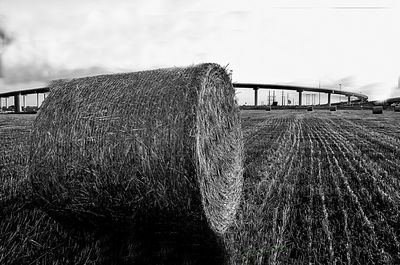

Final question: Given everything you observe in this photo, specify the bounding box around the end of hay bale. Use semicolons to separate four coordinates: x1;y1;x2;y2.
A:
265;106;271;111
372;106;383;114
394;105;400;112
307;106;313;111
29;63;243;236
330;106;337;111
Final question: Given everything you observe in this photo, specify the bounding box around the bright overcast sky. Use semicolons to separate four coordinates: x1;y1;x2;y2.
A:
1;0;399;103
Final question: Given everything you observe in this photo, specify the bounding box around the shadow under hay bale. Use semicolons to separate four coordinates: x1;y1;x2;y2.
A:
307;106;313;111
330;106;337;111
265;106;271;111
96;210;228;265
372;106;383;114
29;63;243;263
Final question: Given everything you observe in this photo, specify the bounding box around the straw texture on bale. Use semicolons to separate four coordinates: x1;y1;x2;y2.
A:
394;105;400;112
330;106;337;111
29;63;243;235
372;106;383;114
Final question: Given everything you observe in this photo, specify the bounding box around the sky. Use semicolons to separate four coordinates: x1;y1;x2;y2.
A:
0;0;399;105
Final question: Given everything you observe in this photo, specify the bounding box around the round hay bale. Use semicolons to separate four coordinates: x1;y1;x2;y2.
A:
330;106;337;111
394;105;400;112
265;106;271;111
372;106;383;114
29;63;243;235
307;106;313;111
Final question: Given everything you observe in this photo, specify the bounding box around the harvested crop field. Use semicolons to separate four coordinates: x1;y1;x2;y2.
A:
1;110;400;264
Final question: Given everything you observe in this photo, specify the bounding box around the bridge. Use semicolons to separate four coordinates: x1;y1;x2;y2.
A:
0;87;50;113
233;83;368;106
0;83;368;113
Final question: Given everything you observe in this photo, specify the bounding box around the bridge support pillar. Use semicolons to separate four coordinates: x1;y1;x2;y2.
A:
298;90;303;106
254;87;259;106
347;96;351;105
5;97;8;108
328;92;331;106
14;93;22;113
0;97;2;112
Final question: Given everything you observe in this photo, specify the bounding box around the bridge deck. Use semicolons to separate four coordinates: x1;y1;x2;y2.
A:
233;83;368;100
0;87;50;98
0;82;368;112
0;84;368;100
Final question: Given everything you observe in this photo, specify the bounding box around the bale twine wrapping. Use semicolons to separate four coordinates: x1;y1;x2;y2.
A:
394;105;400;112
307;106;313;111
372;106;383;114
29;63;243;235
330;106;337;111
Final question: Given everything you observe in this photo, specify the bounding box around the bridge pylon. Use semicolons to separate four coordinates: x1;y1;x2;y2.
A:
253;87;259;106
297;89;304;106
328;92;331;107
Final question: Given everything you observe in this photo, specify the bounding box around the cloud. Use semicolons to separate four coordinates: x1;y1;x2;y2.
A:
358;82;381;95
0;27;13;46
3;63;111;85
1;0;399;101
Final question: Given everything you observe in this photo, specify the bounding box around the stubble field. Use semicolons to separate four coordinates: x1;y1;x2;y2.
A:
1;110;400;264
